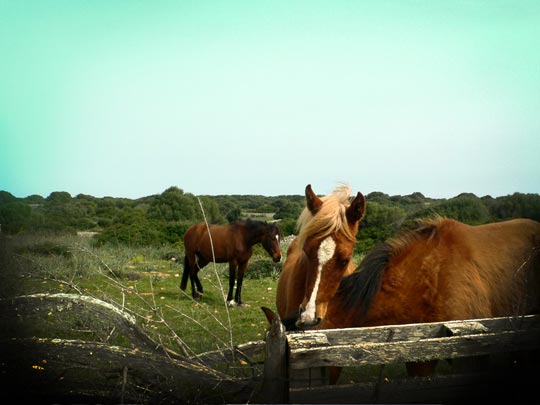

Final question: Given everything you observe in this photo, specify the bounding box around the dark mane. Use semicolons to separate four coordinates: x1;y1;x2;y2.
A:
231;219;281;238
238;218;265;228
230;219;265;231
337;217;443;316
337;242;392;316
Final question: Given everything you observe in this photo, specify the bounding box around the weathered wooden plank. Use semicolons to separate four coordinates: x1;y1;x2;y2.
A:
443;320;489;336
287;314;540;347
287;332;330;349
290;323;444;347
289;327;540;369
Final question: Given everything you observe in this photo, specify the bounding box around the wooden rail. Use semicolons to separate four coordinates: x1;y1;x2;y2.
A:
261;314;540;403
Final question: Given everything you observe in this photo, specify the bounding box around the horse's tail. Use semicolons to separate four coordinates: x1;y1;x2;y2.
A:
180;255;190;291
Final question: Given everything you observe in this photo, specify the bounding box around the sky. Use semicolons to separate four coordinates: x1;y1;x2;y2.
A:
1;1;539;200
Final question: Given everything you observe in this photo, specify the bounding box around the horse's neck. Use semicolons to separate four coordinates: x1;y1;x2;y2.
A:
241;223;266;247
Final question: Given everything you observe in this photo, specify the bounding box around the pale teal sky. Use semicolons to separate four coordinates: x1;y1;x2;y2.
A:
1;1;539;199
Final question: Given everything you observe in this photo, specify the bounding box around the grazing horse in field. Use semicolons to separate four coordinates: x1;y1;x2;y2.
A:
275;183;367;329
324;217;540;379
181;220;282;306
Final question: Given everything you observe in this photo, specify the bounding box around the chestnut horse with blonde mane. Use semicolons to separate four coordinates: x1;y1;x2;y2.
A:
274;183;366;329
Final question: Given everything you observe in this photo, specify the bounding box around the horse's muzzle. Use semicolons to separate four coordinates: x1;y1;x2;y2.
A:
295;305;321;329
295;316;321;329
273;255;282;263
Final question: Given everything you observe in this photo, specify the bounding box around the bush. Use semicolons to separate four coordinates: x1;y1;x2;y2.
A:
411;194;490;225
0;202;32;234
94;222;164;247
244;258;282;280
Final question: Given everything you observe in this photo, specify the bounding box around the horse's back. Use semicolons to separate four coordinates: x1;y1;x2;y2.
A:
438;218;540;318
184;222;231;258
468;218;540;244
459;218;540;274
183;222;208;249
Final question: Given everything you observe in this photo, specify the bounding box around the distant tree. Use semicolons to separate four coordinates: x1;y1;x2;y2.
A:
226;207;242;222
0;191;18;205
197;196;225;224
95;221;163;246
0;202;31;233
278;218;297;236
357;201;407;252
75;193;97;202
411;194;490;225
274;201;303;220
46;191;72;204
22;194;45;204
366;192;390;204
486;193;540;221
147;187;196;222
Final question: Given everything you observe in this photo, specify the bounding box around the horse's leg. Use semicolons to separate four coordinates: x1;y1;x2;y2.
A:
234;261;249;307
328;366;342;385
193;270;204;296
181;254;200;299
191;256;208;300
227;261;237;306
189;272;199;300
180;255;191;291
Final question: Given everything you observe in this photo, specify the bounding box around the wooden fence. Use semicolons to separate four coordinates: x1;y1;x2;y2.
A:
261;314;540;404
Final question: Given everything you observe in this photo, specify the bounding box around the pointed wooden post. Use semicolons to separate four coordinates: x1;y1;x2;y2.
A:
259;313;288;403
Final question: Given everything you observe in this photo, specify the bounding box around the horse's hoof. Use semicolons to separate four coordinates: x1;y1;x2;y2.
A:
228;300;238;308
194;293;203;301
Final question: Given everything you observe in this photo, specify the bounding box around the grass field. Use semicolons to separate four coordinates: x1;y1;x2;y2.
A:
0;232;284;359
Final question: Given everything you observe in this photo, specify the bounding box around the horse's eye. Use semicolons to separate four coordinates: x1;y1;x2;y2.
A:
340;258;350;267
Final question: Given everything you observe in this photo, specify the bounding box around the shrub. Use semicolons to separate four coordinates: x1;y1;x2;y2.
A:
94;222;164;247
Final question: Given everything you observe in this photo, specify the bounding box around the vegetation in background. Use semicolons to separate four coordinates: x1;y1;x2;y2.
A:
1;187;539;252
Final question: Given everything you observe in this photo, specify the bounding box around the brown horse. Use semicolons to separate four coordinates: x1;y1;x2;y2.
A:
325;216;540;328
265;216;540;382
181;220;282;306
275;183;366;329
320;216;540;379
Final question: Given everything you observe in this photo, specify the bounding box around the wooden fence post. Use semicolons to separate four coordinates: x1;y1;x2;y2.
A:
259;313;288;403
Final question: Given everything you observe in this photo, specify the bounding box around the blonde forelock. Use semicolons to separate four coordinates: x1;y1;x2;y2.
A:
296;183;356;249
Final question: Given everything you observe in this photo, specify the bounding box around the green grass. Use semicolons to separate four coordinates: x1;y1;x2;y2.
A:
0;232;282;358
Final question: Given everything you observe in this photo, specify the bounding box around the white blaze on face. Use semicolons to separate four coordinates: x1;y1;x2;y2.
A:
300;236;336;325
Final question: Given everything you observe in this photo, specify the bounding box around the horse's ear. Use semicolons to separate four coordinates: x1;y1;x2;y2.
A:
305;184;323;214
346;192;367;224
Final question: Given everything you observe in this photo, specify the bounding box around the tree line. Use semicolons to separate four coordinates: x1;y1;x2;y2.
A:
1;186;539;252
